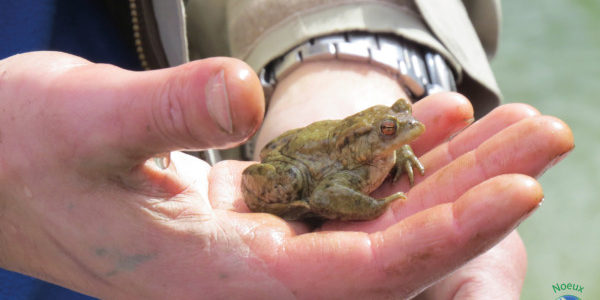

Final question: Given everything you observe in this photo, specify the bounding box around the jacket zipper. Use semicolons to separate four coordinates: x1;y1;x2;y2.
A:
128;0;169;70
128;0;149;69
127;0;215;164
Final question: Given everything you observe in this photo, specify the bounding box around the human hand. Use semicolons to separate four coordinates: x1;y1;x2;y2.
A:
0;51;269;298
242;61;574;298
0;53;573;299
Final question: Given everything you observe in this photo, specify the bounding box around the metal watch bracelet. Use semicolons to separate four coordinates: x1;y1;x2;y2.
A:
260;32;457;103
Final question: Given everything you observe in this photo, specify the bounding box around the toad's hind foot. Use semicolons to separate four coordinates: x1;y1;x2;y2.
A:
380;191;406;204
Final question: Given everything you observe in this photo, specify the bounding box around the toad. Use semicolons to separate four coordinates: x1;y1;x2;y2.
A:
241;98;425;221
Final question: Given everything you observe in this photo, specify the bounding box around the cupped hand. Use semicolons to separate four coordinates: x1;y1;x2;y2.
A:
0;53;573;299
212;92;573;299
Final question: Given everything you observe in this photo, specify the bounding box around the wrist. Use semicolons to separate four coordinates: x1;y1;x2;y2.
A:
254;60;409;156
0;197;97;293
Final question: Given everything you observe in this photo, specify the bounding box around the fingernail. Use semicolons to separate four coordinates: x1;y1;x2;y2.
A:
205;69;233;134
448;118;475;141
521;196;544;221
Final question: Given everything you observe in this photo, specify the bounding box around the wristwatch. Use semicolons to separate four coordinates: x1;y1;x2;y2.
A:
259;32;457;104
203;32;457;164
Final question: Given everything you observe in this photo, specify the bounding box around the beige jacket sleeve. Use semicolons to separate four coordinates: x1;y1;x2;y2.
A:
185;0;502;117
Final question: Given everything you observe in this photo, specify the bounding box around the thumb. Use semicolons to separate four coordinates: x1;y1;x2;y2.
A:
130;57;264;152
56;56;264;161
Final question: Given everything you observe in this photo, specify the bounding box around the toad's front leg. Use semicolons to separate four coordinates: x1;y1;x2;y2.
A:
309;171;404;221
392;144;425;186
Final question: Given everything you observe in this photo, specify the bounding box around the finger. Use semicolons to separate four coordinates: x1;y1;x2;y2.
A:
419;102;541;176
208;160;255;212
269;175;541;299
415;230;526;300
369;175;541;298
385;103;540;190
127;151;216;216
410;92;474;156
53;56;264;163
393;115;572;220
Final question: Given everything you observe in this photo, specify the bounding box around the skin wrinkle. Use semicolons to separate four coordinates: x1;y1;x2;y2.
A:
150;81;183;150
273;235;313;297
268;235;292;284
165;78;195;149
434;144;455;174
384;206;460;293
111;89;142;157
150;65;203;150
447;277;473;300
473;147;492;181
316;233;374;297
215;219;294;298
481;121;539;178
367;231;397;296
108;167;181;199
149;168;213;218
108;161;207;223
41;226;115;293
142;198;201;222
408;210;463;297
460;185;536;259
454;154;479;197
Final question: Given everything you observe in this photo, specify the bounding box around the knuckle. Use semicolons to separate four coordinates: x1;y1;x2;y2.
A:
151;71;196;148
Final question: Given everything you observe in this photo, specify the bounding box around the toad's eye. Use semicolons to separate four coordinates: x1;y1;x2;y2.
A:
380;119;397;136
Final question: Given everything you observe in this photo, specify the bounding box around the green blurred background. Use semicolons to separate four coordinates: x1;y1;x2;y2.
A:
492;0;599;299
